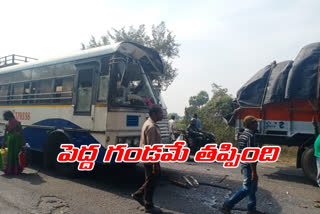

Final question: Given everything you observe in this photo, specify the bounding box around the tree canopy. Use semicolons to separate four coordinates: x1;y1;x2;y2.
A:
189;90;209;108
81;22;180;90
198;83;234;143
179;83;235;143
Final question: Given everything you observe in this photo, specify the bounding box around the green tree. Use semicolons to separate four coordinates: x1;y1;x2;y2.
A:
211;83;229;99
81;22;180;90
189;90;209;107
183;90;209;127
81;35;110;50
198;83;234;143
180;83;235;143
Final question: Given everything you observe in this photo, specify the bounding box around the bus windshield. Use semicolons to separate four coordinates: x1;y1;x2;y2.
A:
110;61;157;107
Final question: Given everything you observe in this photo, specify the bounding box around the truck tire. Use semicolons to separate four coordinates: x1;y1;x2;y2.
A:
301;147;317;183
43;131;79;178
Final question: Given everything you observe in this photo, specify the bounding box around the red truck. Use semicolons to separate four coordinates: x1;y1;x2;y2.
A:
232;42;320;183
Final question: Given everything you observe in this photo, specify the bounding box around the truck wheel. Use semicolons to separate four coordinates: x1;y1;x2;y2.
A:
43;131;79;178
301;147;317;183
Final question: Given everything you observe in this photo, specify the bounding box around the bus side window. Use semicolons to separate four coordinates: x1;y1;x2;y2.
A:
97;75;109;102
23;82;30;104
97;57;110;103
75;69;93;113
54;77;73;104
0;85;9;104
54;79;63;103
37;79;53;104
30;81;39;104
11;83;24;104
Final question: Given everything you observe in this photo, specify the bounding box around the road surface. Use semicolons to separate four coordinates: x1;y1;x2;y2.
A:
0;154;319;214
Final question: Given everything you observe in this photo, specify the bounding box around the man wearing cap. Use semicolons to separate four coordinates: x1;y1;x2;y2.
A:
221;115;264;214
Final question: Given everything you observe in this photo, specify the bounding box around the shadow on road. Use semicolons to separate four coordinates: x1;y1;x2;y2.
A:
1;169;45;185
263;167;317;186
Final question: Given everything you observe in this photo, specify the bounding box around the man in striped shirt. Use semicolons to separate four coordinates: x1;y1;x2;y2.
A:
222;115;264;214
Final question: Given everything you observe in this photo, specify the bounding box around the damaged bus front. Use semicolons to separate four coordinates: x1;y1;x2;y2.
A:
0;41;169;176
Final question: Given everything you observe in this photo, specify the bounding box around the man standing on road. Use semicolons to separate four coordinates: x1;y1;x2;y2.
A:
314;135;320;187
132;105;163;213
221;116;264;214
312;116;320;188
168;115;176;142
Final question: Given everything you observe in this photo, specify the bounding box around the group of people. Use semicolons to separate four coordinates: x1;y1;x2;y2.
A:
167;111;202;143
131;105;266;213
2;104;318;213
1;110;25;175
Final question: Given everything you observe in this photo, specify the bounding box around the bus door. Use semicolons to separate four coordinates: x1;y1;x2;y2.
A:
74;63;98;116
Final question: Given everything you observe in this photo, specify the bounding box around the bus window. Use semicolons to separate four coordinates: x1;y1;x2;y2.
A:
97;57;110;102
11;82;24;104
111;63;156;107
30;81;39;104
37;79;53;104
75;69;93;113
0;73;13;85
22;82;30;104
97;75;109;102
54;77;73;104
54;79;63;103
101;57;110;76
0;85;9;104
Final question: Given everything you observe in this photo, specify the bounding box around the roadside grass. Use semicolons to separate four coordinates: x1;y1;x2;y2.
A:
276;146;297;166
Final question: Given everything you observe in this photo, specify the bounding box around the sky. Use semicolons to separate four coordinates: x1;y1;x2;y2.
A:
1;0;320;115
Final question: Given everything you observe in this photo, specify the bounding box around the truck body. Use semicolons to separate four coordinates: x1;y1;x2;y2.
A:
233;43;320;182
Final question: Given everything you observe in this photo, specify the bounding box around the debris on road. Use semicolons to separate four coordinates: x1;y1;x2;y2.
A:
299;204;308;209
182;175;199;188
200;182;232;191
168;177;189;189
218;175;228;183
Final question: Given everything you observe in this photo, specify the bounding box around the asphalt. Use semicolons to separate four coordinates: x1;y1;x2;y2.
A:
0;154;319;214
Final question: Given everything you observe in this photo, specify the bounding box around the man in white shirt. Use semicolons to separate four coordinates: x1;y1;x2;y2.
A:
168;115;176;142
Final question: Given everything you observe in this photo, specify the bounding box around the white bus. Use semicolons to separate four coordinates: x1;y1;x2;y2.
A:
0;42;170;175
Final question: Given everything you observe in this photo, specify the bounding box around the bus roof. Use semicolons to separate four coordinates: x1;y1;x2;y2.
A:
0;41;164;76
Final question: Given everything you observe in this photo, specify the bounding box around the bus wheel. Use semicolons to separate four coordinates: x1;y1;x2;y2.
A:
301;147;317;183
43;131;79;178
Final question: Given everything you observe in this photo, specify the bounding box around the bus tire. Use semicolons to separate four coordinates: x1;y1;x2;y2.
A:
43;131;79;178
301;147;317;183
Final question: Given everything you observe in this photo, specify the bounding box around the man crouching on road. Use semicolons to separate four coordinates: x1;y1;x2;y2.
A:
132;104;163;213
221;116;265;214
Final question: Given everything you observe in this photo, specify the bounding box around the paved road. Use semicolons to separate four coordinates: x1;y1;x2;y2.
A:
0;154;319;214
